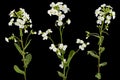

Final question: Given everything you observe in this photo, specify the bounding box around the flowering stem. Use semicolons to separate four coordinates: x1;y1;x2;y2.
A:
20;29;27;80
59;26;63;43
97;22;104;80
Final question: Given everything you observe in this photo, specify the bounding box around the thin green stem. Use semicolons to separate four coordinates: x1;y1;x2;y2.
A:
97;22;104;80
59;26;63;43
20;29;27;80
23;55;27;80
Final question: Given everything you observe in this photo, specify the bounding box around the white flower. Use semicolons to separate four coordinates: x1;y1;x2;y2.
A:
14;19;25;28
112;11;116;19
60;4;70;13
105;20;110;24
58;14;65;20
95;7;101;17
46;29;53;34
101;4;106;7
76;38;89;51
66;19;71;25
59;43;67;51
42;32;48;40
56;20;63;26
24;30;28;33
50;2;56;7
48;8;59;16
49;44;57;52
5;37;9;42
9;9;15;17
38;30;42;35
76;39;84;44
98;16;104;21
97;19;102;24
8;18;14;26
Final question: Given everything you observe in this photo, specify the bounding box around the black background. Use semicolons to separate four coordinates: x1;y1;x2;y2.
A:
0;0;119;80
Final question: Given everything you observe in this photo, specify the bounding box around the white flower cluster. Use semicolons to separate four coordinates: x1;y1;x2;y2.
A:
49;43;67;56
48;2;71;26
38;29;53;40
8;8;32;29
49;43;67;69
95;4;115;25
76;39;90;51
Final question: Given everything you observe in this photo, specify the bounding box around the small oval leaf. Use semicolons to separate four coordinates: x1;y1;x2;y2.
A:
14;65;25;75
87;51;99;59
95;72;101;79
24;54;32;68
99;62;107;67
57;71;66;79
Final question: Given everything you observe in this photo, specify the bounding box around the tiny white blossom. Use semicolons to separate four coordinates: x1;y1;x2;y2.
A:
66;19;71;25
5;37;9;42
38;30;42;35
49;44;57;52
59;43;67;51
58;14;65;20
76;39;84;44
9;9;15;17
14;19;25;28
8;18;14;26
56;20;63;26
101;4;106;7
46;29;53;34
112;11;116;19
24;30;28;33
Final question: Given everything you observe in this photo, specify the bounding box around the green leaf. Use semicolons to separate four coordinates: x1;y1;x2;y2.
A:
87;51;99;59
24;39;31;50
99;47;105;54
24;54;32;68
95;73;101;79
99;62;107;67
14;43;24;55
57;71;66;79
14;65;25;75
67;50;75;64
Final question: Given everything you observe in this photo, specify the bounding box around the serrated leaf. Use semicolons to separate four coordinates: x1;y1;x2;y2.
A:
95;73;101;79
99;47;105;54
57;71;66;79
99;62;107;67
14;65;25;75
87;51;99;59
14;43;24;55
24;54;32;68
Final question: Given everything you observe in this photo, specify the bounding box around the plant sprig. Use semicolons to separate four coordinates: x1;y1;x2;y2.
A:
86;4;115;80
5;8;36;80
38;2;89;80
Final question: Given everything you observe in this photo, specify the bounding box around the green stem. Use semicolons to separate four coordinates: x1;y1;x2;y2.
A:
23;55;27;80
20;29;27;80
97;22;104;80
59;26;63;43
63;67;66;80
